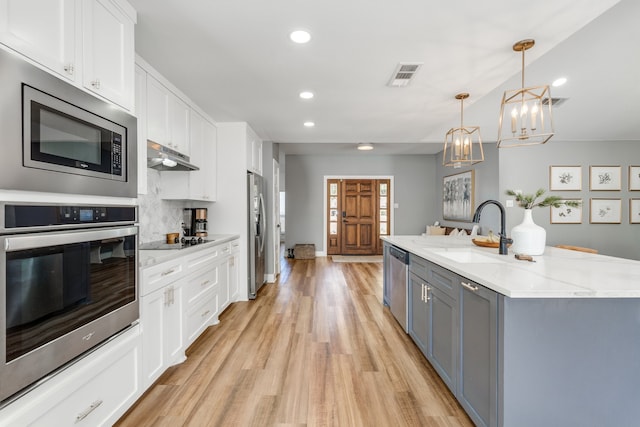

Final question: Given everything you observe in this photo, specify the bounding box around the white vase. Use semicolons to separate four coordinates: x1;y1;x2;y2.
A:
510;209;546;255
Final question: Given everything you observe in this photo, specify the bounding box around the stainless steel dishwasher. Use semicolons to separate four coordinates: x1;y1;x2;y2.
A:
388;245;409;332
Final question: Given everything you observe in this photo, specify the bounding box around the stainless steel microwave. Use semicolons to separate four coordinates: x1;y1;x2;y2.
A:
0;48;137;198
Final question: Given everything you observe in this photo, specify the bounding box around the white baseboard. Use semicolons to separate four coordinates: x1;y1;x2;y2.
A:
315;250;326;257
265;274;276;283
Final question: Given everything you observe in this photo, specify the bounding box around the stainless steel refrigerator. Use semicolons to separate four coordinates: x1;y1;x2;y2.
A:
248;172;266;299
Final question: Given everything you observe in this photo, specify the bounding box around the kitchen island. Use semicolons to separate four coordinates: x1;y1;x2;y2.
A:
382;235;640;427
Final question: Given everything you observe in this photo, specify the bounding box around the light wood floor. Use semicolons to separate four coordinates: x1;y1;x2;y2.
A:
116;254;473;426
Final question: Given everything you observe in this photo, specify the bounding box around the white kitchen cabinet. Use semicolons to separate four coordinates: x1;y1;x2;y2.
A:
140;259;186;389
81;0;134;110
246;126;262;175
184;261;222;346
0;0;136;111
227;239;241;303
160;108;217;201
0;0;78;82
0;325;141;427
146;74;190;156
135;64;147;194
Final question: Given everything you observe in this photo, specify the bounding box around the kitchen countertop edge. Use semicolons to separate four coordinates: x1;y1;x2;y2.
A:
139;234;240;268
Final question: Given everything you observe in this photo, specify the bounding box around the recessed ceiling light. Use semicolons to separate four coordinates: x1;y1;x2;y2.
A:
299;91;314;99
552;77;567;87
357;143;374;151
290;30;311;44
303;121;315;127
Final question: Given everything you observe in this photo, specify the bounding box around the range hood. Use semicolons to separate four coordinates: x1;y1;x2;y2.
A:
147;140;199;171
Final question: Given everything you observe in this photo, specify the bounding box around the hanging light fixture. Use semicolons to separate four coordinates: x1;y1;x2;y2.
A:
443;93;484;167
497;39;554;147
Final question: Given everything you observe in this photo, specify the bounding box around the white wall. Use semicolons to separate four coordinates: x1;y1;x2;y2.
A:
284;154;437;252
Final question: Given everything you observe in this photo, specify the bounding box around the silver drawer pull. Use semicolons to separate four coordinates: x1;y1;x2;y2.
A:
75;399;103;423
161;268;175;276
425;285;431;301
461;282;479;292
201;280;210;287
201;310;210;318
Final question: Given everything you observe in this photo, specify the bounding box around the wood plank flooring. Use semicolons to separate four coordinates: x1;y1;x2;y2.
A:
116;254;473;426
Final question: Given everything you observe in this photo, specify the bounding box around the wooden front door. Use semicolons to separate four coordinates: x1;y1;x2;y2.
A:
341;179;376;255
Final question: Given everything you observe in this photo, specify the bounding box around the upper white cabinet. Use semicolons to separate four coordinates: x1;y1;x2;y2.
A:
0;0;78;82
146;74;190;156
81;0;135;110
159;108;217;201
246;126;263;175
0;0;136;111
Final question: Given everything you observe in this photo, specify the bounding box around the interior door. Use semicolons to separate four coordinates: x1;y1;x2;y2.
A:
341;179;377;255
273;159;281;277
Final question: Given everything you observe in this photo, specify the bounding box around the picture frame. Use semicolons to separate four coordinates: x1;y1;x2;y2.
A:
629;166;640;191
590;166;621;191
443;170;474;221
631;199;640;224
590;198;622;224
549;166;582;191
550;199;582;224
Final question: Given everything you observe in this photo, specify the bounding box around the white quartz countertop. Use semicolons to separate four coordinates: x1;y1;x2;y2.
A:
382;235;640;298
139;234;239;268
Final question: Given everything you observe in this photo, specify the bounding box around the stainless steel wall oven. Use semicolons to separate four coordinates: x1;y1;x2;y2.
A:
0;204;138;404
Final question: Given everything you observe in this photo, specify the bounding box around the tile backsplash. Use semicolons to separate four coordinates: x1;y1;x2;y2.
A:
138;169;187;243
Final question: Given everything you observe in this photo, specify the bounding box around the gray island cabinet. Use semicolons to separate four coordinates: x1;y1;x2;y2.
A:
382;237;640;427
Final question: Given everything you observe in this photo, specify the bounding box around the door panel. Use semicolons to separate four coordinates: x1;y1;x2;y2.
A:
341;179;377;255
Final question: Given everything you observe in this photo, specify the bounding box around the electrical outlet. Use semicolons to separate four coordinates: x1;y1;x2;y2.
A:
506;199;514;208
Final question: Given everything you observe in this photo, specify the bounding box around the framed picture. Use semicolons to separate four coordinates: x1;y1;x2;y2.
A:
550;199;582;224
549;166;582;191
590;198;622;224
590;166;621;191
631;199;640;224
629;166;640;191
443;170;474;221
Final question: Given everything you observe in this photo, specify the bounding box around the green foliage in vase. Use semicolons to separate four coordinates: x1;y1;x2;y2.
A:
505;189;581;209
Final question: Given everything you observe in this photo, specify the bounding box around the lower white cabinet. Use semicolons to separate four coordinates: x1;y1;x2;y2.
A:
227;239;241;303
0;325;141;427
140;280;185;389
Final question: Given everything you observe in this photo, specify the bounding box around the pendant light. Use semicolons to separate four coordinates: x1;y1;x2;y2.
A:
443;93;484;167
497;39;554;147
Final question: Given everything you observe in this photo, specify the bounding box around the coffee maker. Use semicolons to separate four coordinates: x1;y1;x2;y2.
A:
182;208;208;241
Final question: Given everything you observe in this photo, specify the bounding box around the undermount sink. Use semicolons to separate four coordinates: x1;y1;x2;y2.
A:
430;248;505;264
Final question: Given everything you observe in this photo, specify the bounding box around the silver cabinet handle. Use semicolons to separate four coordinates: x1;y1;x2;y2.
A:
201;310;210;318
64;63;74;75
201;280;210;287
425;285;431;301
91;79;101;89
75;399;103;423
461;282;479;292
421;283;425;302
161;268;175;277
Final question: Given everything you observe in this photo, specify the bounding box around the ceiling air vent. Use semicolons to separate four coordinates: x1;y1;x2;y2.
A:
542;97;569;107
388;62;423;87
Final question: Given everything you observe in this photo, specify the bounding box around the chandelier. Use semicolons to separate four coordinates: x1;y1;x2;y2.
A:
443;93;484;167
497;39;554;147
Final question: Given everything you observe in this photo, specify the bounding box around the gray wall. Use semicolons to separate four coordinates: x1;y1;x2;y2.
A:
285;154;437;252
499;140;640;260
435;144;501;234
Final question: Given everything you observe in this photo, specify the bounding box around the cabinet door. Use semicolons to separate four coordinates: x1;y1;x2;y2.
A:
428;286;457;394
201;118;217;201
135;64;147;195
458;280;498;427
408;272;429;357
228;242;240;302
165;284;185;364
0;0;77;81
81;0;134;110
169;94;190;155
140;287;166;388
218;258;230;311
146;74;171;146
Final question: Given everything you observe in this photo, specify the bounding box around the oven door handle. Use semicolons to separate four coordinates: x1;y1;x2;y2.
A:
3;226;138;252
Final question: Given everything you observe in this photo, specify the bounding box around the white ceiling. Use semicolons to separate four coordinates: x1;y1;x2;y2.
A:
129;0;639;155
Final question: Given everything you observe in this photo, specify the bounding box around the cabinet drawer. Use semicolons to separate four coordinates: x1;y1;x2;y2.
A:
427;262;459;299
141;258;185;296
409;253;429;279
184;263;221;307
185;244;227;272
185;290;218;345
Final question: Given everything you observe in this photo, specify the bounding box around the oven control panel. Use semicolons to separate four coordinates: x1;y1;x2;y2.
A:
2;204;136;230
